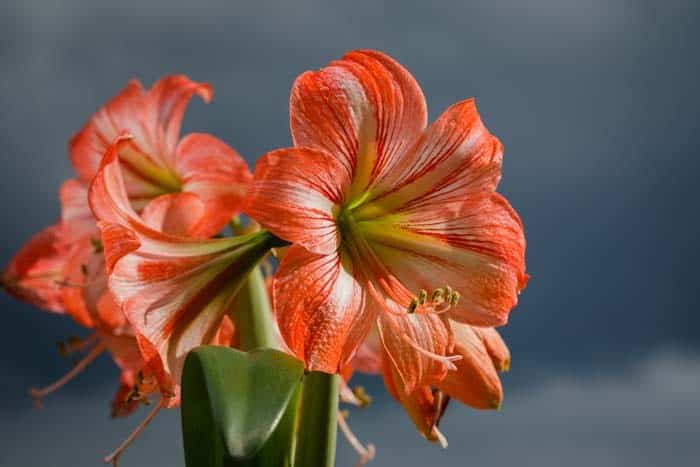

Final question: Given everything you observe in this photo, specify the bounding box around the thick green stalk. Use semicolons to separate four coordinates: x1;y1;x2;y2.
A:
293;372;339;467
232;266;277;351
230;262;299;466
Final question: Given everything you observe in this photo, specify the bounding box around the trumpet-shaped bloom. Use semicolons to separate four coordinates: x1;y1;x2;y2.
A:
89;135;279;402
70;75;251;237
245;50;527;397
2;75;250;416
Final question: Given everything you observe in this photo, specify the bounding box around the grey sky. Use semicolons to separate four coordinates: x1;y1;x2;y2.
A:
1;0;698;465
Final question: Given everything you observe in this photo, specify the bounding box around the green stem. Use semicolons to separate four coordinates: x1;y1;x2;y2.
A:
232;266;277;351
293;372;339;467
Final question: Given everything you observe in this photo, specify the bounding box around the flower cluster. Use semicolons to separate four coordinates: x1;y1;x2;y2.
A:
2;50;527;462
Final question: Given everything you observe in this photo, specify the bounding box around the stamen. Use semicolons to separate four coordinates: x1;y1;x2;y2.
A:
431;426;448;448
57;333;99;357
417;289;428;305
402;334;462;371
449;291;460;306
91;237;104;253
338;410;376;467
54;277;101;289
431;288;445;303
103;397;165;466
30;340;106;408
407;298;418;314
351;386;372;407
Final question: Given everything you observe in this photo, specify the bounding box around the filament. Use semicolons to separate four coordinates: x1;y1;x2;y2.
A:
29;340;106;407
338;410;376;467
401;334;461;371
103;397;165;466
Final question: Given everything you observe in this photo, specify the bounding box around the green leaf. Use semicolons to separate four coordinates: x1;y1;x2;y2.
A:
181;346;304;466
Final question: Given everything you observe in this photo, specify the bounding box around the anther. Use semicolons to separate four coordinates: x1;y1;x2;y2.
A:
444;286;453;302
407;299;418;314
91;237;104;254
432;288;444;303
449;291;460;306
417;289;428;305
351;386;372;407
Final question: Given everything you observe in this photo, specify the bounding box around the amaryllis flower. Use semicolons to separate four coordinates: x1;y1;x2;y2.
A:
245;49;527;412
89;135;282;402
69;75;251;237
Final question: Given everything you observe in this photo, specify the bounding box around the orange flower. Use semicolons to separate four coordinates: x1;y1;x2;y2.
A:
245;50;527;396
89;135;278;402
70;75;250;236
2;75;247;416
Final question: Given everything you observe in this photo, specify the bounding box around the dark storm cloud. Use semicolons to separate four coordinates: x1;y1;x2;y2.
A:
1;1;699;465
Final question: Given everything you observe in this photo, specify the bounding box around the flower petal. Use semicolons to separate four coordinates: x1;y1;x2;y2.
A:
290;49;427;198
245;147;348;255
141;193;206;238
174;133;252;237
273;245;372;373
2;225;67;313
472;326;511;372
381;351;445;444
349;325;382;375
363;192;527;326
377;307;453;393
58;179;97;246
70;75;211;201
437;321;504;410
361;99;502;212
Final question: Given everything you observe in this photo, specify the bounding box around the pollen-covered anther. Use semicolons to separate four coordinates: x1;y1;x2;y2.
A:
351;385;372;407
125;371;159;406
411;285;460;315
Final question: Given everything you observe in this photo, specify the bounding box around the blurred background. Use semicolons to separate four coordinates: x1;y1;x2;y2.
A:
1;1;698;466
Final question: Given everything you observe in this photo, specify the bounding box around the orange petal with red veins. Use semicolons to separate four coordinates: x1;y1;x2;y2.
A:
290;50;427;197
2;225;67;313
472;326;511;372
273;245;373;373
141;193;206;238
437;321;503;410
245;147;348;255
381;351;445;444
58;179;97;246
367;99;502;208
365;192;527;326
174;133;252;237
377;308;453;394
60;237;103;328
70;75;211;201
